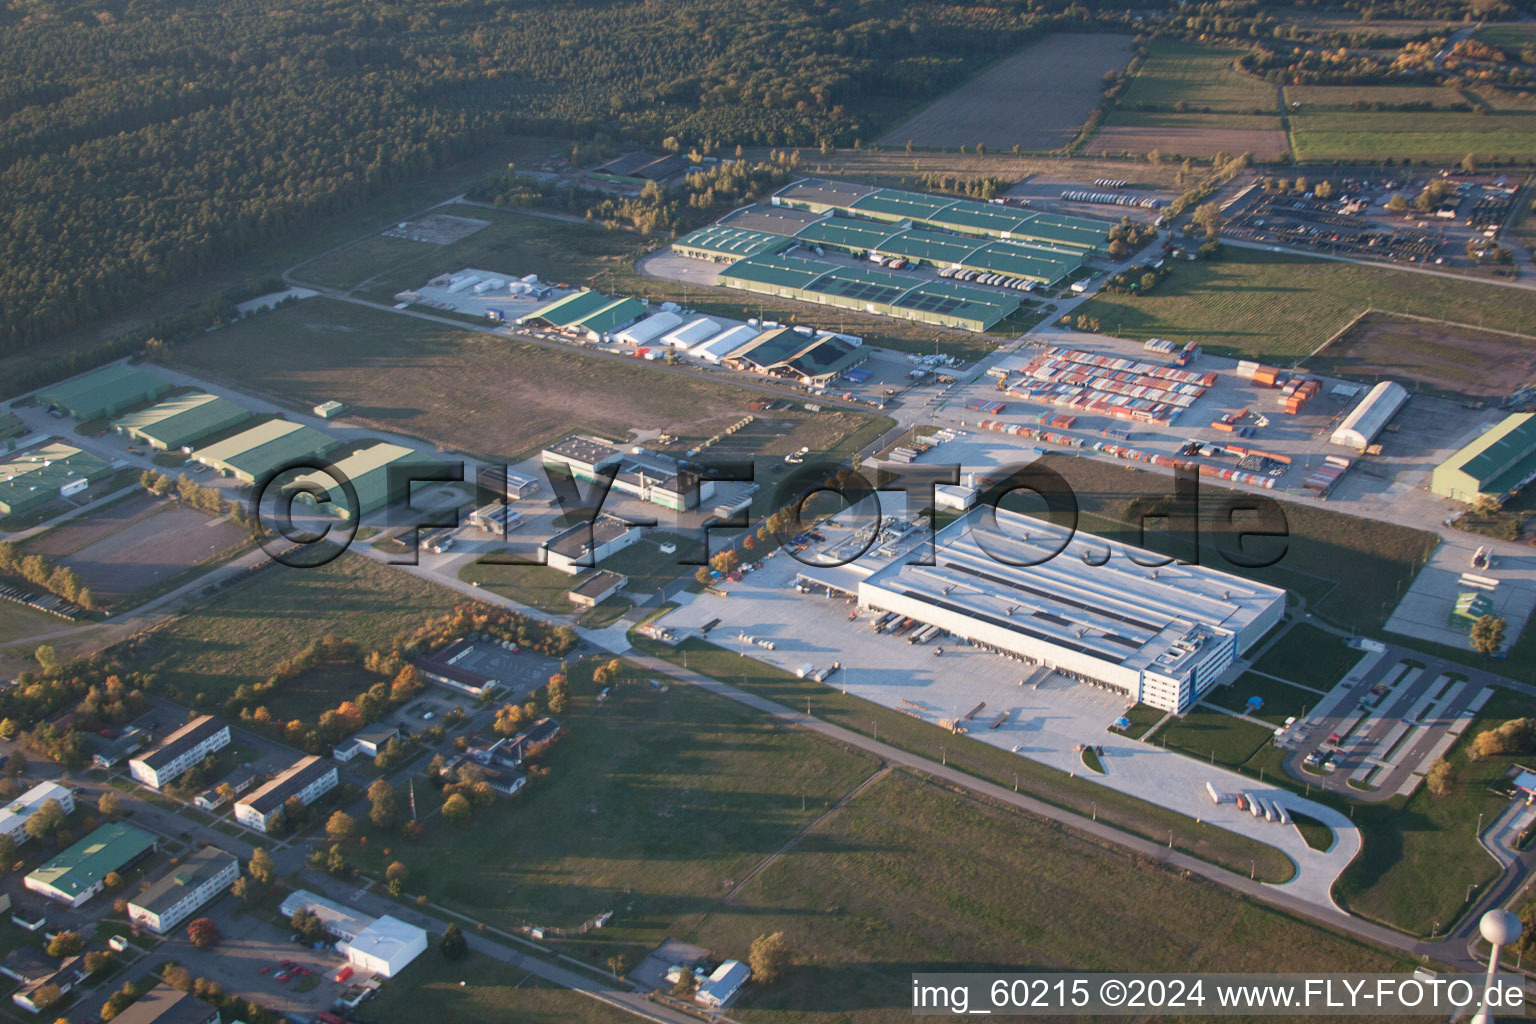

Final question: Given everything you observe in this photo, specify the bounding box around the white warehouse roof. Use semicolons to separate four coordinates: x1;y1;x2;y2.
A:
615;311;683;345
690;324;759;362
660;317;720;349
0;782;73;837
1330;380;1408;450
343;915;428;978
278;889;374;942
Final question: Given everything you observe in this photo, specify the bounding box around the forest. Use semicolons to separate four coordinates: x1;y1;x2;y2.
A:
0;0;1514;361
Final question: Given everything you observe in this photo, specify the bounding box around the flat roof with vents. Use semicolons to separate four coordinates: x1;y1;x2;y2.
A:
719;253;836;291
719;204;825;236
0;442;113;515
794;218;901;251
805;265;912;306
672;224;788;259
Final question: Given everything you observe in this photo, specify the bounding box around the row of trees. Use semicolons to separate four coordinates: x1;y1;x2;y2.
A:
0;541;94;611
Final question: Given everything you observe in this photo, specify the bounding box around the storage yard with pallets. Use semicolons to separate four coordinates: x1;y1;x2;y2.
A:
928;327;1503;528
875;33;1137;151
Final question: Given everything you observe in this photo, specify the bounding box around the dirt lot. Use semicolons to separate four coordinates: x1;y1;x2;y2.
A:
173;298;881;462
384;213;489;245
1307;312;1536;401
21;489;163;558
876;33;1135;151
1087;121;1290;160
52;502;248;602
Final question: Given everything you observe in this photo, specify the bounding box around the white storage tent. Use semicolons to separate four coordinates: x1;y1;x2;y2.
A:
615;311;684;346
660;317;721;349
1330;381;1408;451
690;324;759;363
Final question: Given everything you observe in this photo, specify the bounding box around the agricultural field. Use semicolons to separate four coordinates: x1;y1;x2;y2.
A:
693;770;1407;1021
876;33;1136;152
1308;312;1536;401
1288;104;1536;164
172;297;882;463
1073;247;1536;364
127;552;465;710
1474;22;1536;56
349;656;879;962
21;489;249;606
1283;83;1471;111
1091;39;1288;159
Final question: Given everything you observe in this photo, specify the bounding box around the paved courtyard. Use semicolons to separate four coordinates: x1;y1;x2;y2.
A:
1383;536;1536;652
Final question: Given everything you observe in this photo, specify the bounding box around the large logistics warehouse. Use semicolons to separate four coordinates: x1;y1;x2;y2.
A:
288;442;441;519
192;420;339;484
772;178;1111;252
1432;413;1536;504
0;443;112;515
1330;380;1409;451
808;508;1284;714
671;224;790;262
36;364;171;420
718;254;1019;332
112;392;252;451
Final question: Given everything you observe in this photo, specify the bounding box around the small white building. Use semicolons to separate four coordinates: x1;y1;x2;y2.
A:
543;514;644;575
343;916;428;978
0;783;75;846
697;960;750;1008
128;716;230;790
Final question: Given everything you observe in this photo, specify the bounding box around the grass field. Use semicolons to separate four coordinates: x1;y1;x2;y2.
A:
1205;672;1321;726
1248;623;1361;692
1289;106;1536;163
370;952;635;1024
171;297;884;464
1476;22;1536;54
1074;247;1536;364
1092;39;1287;159
351;656;878;963
1283;83;1471;110
1333;687;1527;934
1149;707;1277;767
876;32;1135;152
633;635;1298;882
131;553;464;710
1041;454;1439;634
295;204;642;302
691;770;1406;1020
459;561;587;614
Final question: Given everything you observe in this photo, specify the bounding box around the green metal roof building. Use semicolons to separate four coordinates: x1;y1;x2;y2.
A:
1432;413;1536;504
0;411;25;444
36;364;171;421
793;217;901;252
192;420;339;485
288;442;441;520
671;225;788;262
0;443;112;515
515;290;646;341
1449;590;1495;630
112;393;252;451
771;178;1110;252
717;253;1018;332
25;822;157;907
722;328;866;384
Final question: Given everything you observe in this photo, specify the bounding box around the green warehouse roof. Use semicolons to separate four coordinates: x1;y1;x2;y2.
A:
720;253;835;291
805;265;913;306
0;411;25;442
1433;413;1536;502
850;189;961;221
964;241;1083;283
894;280;1018;331
113;393;252;451
36;364;171;420
573;297;648;337
794;217;899;252
0;443;112;515
27;823;156;901
877;229;983;265
289;442;437;519
672;225;787;259
516;290;613;328
1014;211;1111;250
925;201;1033;236
193;420;339;483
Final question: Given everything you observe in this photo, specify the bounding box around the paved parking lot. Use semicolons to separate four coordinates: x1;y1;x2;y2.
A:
1384;538;1536;652
657;526;1359;907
